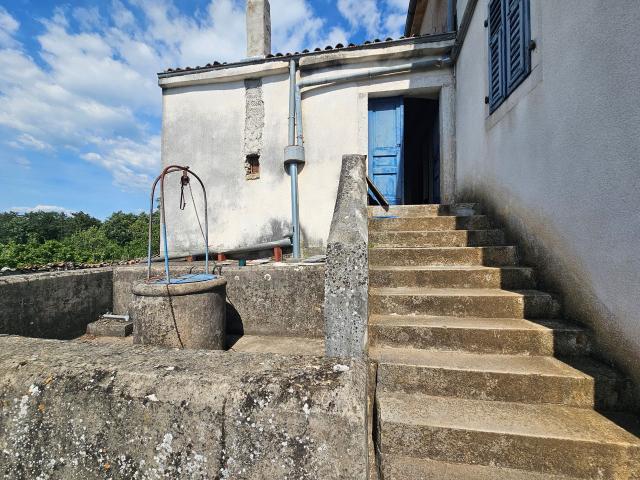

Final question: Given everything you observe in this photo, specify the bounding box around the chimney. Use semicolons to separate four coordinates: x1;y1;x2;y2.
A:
246;0;271;58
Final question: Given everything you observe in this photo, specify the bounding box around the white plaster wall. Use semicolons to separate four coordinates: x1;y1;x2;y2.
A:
455;0;640;400
161;55;453;255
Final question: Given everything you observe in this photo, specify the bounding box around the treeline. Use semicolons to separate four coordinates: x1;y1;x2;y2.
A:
0;210;159;269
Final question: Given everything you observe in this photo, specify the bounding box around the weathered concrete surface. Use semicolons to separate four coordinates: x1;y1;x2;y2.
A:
368;229;505;248
0;268;113;339
86;317;133;338
369;315;590;356
455;0;640;408
369;265;536;289
368;245;518;267
370;202;640;476
377;392;640;479
369;287;561;319
324;155;368;358
227;335;324;356
246;0;271;58
244;78;264;154
131;277;227;350
0;336;368;479
113;263;325;338
368;215;490;232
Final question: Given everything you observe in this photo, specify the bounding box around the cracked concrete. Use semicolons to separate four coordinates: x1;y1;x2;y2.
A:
0;336;368;479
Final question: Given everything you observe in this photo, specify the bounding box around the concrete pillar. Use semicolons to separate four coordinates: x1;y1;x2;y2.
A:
324;155;369;358
440;83;456;203
246;0;271;58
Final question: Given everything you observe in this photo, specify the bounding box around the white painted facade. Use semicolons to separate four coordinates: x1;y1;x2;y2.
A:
159;38;454;256
451;0;640;398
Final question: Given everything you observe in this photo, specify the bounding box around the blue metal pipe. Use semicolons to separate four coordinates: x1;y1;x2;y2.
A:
287;59;302;258
161;208;170;283
289;162;300;258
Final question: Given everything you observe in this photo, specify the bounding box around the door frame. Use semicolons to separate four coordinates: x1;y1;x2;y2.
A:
357;79;456;204
367;96;405;205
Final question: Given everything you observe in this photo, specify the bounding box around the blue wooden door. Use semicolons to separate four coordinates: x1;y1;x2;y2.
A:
368;97;404;205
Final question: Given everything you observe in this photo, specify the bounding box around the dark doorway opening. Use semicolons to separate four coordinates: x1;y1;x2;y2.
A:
403;98;440;204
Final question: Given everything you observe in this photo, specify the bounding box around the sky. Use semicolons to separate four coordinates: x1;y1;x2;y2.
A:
0;0;408;219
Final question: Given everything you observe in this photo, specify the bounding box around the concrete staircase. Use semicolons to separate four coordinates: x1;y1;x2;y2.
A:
368;204;640;480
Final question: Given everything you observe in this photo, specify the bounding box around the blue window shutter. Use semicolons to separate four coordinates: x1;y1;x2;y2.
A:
488;0;505;111
505;0;531;94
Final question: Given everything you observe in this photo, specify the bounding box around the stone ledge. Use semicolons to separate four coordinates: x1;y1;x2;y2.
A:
0;336;368;479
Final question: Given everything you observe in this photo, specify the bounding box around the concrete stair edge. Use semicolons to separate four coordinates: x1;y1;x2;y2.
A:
368;315;590;356
376;391;640;479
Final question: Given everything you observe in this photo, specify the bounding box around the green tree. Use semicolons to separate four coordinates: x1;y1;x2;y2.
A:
21;211;69;243
63;227;124;263
0;213;27;244
65;211;101;236
101;211;138;246
0;209;160;268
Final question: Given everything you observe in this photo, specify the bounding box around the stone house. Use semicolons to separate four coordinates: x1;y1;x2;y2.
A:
4;1;636;478
160;0;639;400
154;0;640;476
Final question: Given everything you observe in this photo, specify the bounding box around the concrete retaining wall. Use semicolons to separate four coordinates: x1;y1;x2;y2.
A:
324;155;369;357
0;269;113;339
0;336;368;479
113;263;325;338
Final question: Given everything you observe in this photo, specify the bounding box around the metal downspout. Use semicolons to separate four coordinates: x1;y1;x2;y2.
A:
285;60;305;259
285;56;449;259
297;57;450;89
288;60;296;146
295;85;304;147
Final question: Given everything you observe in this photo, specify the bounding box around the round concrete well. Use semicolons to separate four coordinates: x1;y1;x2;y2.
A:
131;276;227;350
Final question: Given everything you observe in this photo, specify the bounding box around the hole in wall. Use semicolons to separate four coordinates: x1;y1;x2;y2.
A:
245;154;260;180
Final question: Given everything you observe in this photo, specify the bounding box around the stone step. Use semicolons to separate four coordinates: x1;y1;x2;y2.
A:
369;229;505;248
368;315;589;356
381;455;584;480
369;265;535;289
369;246;518;267
372;346;597;407
368;215;490;232
369;288;561;318
368;203;480;218
376;392;640;479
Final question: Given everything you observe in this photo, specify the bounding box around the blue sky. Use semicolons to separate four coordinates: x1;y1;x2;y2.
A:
0;0;407;219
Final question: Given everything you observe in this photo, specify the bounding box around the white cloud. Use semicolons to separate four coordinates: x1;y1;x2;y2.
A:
335;0;408;39
323;26;350;47
0;7;19;48
386;0;409;10
72;6;102;30
0;0;353;193
81;134;161;189
14;156;31;169
383;0;408;37
384;12;406;37
8;134;53;151
337;0;381;37
10;205;75;215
